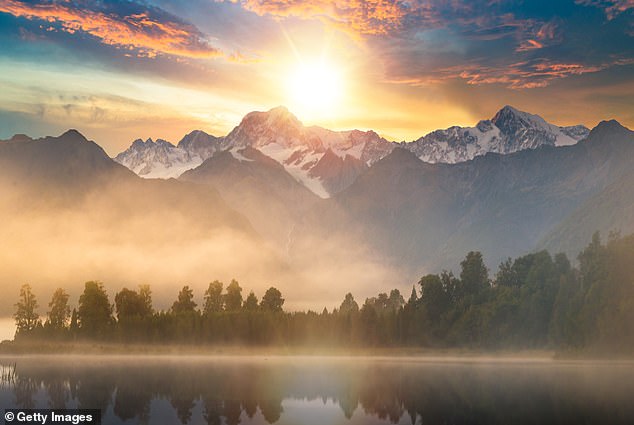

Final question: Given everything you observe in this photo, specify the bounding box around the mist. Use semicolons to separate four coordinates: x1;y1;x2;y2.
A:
0;174;407;322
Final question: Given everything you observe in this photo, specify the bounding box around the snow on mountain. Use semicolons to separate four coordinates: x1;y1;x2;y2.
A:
219;106;394;197
114;137;205;179
114;107;393;197
114;130;225;179
177;130;223;159
402;106;590;163
114;105;589;196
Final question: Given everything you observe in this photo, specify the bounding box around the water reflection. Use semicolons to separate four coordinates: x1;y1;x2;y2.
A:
1;356;634;425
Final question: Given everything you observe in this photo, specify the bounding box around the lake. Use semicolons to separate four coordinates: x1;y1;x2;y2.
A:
1;355;634;424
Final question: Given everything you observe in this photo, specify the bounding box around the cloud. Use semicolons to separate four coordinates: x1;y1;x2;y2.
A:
575;0;634;19
385;58;632;90
456;60;613;89
516;39;544;52
537;21;559;40
0;0;221;58
234;0;437;36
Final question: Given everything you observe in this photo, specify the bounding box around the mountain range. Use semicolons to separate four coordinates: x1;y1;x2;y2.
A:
319;120;634;272
114;105;589;198
1;106;633;314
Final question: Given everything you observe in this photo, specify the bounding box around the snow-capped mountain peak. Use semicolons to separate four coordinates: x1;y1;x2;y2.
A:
114;105;590;196
221;107;394;196
176;130;223;160
403;105;589;163
224;106;312;150
113;107;393;196
115;137;203;179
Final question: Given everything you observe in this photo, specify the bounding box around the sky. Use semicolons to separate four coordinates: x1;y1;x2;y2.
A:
0;0;633;155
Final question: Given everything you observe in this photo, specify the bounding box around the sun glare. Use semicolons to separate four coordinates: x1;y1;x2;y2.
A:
287;60;343;119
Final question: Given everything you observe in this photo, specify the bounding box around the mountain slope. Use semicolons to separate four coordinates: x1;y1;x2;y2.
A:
401;105;589;164
220;106;394;197
319;120;633;274
0;129;135;187
180;146;320;251
538;121;634;256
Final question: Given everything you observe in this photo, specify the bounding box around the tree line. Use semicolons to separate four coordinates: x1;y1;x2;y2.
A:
11;232;634;352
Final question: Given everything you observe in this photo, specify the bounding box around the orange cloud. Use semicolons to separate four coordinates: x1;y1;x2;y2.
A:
0;0;221;58
516;39;544;52
237;0;434;36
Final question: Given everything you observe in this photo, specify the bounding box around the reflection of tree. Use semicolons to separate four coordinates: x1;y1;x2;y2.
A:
76;373;114;417
202;397;222;425
243;399;257;419
14;376;38;409
45;379;68;408
358;368;405;424
259;399;283;424
6;358;634;425
170;395;195;425
338;391;359;420
113;386;151;423
224;400;242;425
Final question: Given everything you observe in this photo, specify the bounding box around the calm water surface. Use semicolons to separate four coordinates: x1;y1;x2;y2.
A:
1;355;633;424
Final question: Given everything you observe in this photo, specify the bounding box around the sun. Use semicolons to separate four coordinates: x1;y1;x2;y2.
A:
286;59;343;119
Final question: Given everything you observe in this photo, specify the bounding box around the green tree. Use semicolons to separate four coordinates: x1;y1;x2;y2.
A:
339;293;359;314
78;281;113;336
138;284;154;317
495;258;517;287
69;308;78;334
244;291;259;311
171;286;197;314
261;287;284;313
115;288;151;321
419;274;450;322
360;298;379;344
224;279;243;312
203;280;224;315
407;285;418;305
388;289;405;311
47;288;70;329
459;251;489;298
14;283;40;335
